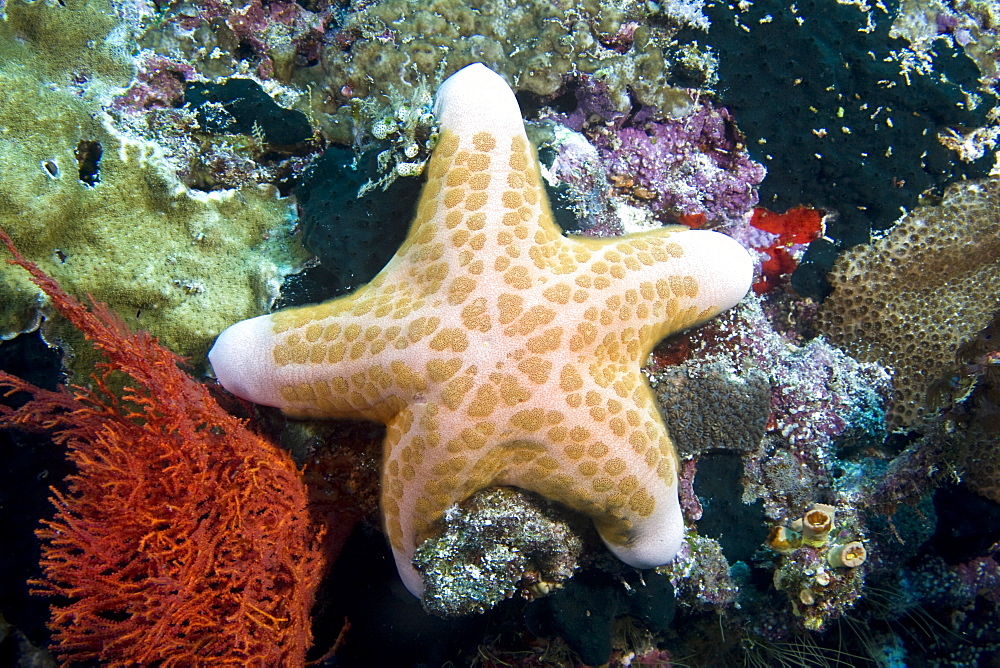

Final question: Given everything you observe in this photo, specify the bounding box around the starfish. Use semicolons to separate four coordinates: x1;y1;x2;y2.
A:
209;63;752;597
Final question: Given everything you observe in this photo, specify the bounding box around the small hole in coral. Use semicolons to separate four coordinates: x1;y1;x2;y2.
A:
41;160;59;178
75;139;102;187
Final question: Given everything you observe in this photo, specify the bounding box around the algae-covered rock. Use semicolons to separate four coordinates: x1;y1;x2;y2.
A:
295;0;707;145
0;0;308;369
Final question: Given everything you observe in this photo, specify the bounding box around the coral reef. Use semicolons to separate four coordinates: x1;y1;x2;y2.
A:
593;98;766;227
303;0;710;144
133;0;715;148
816;177;1000;428
0;232;325;665
765;503;868;631
868;312;1000;517
110;52;319;193
1;0;998;662
892;0;1000;88
650;296;890;519
414;486;583;617
0;0;308;370
638;291;894;644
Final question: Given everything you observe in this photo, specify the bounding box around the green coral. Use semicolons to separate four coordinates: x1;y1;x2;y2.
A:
301;0;702;144
0;0;307;369
128;0;706;171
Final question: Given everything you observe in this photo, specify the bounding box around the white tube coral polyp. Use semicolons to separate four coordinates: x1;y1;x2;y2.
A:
827;541;867;568
800;503;836;547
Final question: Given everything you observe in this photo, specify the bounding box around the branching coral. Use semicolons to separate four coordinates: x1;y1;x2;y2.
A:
816;177;1000;428
0;231;325;666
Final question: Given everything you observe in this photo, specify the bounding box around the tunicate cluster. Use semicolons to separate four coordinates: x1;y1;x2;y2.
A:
766;503;868;631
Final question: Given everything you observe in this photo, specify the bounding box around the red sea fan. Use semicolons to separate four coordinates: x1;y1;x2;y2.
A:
0;230;326;666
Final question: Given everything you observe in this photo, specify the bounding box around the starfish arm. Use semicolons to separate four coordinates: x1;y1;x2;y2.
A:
566;227;753;356
500;364;685;569
381;405;429;596
209;311;293;409
582;379;685;568
208;294;415;421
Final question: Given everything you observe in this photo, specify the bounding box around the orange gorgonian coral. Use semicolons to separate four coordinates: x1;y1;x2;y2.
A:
0;230;326;666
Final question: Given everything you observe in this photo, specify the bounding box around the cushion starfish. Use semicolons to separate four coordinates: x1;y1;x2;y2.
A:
209;63;752;597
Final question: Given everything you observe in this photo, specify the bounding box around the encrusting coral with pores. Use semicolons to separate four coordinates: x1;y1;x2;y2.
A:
209;63;753;597
0;0;307;371
816;178;1000;428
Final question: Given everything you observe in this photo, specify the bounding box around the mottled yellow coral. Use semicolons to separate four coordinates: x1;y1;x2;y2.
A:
298;0;702;143
0;0;307;371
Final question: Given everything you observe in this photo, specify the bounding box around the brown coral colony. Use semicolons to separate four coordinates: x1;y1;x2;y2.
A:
816;178;1000;428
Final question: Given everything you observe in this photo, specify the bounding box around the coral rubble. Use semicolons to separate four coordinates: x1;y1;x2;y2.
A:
414;486;583;617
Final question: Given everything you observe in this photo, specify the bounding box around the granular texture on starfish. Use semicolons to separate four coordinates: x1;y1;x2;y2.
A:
210;63;752;597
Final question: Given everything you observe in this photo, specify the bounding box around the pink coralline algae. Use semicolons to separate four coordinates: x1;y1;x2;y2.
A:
649;297;890;519
554;81;766;228
955;552;1000;604
172;0;329;79
112;53;195;112
600;105;766;225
